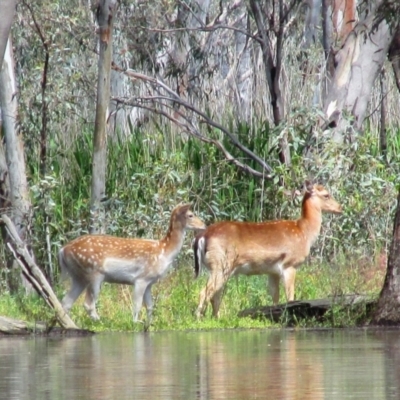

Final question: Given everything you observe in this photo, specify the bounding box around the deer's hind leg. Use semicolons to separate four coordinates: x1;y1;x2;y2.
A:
196;273;226;318
62;276;88;314
84;273;104;320
210;284;226;318
196;258;229;319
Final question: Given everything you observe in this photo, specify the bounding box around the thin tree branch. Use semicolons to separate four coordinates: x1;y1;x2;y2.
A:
113;95;268;179
112;63;274;179
146;23;263;45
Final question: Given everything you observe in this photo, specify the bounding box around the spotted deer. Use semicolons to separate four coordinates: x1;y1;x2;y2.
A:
59;204;206;323
193;182;342;318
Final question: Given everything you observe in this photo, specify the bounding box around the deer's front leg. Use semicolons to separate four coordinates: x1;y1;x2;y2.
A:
268;273;281;305
143;283;154;322
132;280;149;322
283;266;296;302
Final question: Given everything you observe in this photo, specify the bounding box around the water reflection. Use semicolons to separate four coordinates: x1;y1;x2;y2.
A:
0;329;399;399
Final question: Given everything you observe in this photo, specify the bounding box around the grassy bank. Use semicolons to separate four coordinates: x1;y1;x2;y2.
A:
0;250;386;332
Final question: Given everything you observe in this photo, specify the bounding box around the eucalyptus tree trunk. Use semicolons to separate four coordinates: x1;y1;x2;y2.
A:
322;2;394;142
0;0;17;64
0;39;33;292
332;0;356;41
90;0;118;234
322;0;356;62
109;32;130;139
371;189;400;325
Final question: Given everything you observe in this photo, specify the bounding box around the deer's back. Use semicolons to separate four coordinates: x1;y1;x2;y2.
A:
60;235;162;278
201;220;310;273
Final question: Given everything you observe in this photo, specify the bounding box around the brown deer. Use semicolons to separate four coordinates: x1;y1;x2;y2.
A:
193;182;342;318
59;204;206;323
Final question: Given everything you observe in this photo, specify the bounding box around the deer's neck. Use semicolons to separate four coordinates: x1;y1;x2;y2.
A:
298;198;322;247
160;221;186;258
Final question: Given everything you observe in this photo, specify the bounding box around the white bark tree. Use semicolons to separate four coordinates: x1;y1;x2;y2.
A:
322;1;397;141
0;0;17;65
90;0;118;234
0;0;13;216
109;31;130;139
0;38;33;292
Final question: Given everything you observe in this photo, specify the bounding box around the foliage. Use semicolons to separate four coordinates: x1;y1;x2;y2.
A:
0;114;397;331
1;0;399;331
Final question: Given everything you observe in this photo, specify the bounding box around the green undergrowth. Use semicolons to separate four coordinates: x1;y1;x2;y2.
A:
0;251;385;332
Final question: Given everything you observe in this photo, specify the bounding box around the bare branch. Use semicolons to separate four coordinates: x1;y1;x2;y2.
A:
1;214;78;330
114;96;268;179
146;21;263;45
111;64;273;179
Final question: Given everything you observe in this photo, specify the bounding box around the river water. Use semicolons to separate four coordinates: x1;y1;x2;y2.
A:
0;328;399;399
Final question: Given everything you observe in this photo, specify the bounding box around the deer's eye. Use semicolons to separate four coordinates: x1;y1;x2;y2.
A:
324;194;330;199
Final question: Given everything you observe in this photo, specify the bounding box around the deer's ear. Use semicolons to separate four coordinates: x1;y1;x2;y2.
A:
178;203;192;215
304;180;314;193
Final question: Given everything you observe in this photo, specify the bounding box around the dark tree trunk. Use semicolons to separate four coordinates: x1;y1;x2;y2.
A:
371;189;400;325
249;0;291;166
379;69;387;157
389;25;400;94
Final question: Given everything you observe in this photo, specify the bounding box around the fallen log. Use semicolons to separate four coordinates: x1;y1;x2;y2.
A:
239;294;375;324
0;316;94;336
1;214;78;330
0;316;45;335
